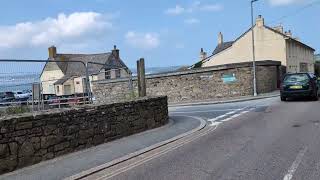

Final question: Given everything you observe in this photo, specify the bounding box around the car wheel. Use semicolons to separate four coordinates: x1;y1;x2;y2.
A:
281;96;286;101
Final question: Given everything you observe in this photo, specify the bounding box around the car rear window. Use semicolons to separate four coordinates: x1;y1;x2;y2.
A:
284;74;309;83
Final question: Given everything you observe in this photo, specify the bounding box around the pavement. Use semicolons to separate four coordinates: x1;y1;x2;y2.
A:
0;92;280;180
0;116;203;180
88;96;320;180
169;90;280;107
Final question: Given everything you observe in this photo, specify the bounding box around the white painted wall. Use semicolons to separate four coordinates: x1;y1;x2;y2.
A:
40;63;64;95
286;40;314;73
203;26;287;67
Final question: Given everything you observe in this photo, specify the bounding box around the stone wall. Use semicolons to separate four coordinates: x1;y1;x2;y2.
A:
93;61;281;104
0;96;168;174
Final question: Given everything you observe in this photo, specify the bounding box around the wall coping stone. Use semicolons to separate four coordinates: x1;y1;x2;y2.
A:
94;60;281;84
0;96;166;122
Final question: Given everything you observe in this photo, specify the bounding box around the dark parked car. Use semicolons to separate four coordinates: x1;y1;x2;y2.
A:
0;92;15;104
280;73;318;101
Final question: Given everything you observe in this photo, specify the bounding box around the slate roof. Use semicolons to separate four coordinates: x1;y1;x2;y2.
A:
53;52;129;76
212;41;234;55
54;76;74;85
41;49;130;85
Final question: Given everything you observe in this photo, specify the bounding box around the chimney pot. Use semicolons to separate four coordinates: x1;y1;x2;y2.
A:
285;30;292;37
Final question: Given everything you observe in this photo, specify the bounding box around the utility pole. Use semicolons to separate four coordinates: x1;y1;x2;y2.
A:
251;0;259;96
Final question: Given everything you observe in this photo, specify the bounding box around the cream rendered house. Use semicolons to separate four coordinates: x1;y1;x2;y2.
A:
195;15;315;73
40;46;130;96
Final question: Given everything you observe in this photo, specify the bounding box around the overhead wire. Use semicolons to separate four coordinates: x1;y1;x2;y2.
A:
268;0;320;25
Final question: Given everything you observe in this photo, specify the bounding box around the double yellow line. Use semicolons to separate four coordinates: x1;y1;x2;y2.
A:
85;125;219;180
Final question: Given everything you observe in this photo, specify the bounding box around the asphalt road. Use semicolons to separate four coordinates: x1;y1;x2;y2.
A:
99;97;320;180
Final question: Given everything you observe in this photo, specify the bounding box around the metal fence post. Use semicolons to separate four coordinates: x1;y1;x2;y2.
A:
128;71;134;97
137;60;141;97
85;62;93;104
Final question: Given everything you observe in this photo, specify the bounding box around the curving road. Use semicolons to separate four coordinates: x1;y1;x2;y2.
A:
91;97;320;180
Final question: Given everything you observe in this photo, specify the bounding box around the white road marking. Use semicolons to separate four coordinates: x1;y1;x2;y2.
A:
171;109;241;114
207;114;227;122
210;121;222;126
230;114;241;119
209;108;254;126
283;147;308;180
221;117;233;122
240;111;250;114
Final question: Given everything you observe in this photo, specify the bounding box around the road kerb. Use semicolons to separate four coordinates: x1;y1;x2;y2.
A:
65;116;207;180
169;94;280;107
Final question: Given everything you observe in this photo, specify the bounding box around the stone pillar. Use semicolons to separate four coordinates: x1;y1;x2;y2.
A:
137;58;146;97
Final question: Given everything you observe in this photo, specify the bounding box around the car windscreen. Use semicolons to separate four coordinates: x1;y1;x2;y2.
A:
284;74;309;83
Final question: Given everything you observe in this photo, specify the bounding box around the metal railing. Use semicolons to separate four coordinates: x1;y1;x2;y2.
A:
0;59;135;115
0;59;91;114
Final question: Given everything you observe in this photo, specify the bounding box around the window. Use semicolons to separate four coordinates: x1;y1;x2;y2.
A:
76;81;80;85
57;86;60;93
299;63;308;72
105;70;111;79
115;69;121;78
64;85;72;95
284;74;309;83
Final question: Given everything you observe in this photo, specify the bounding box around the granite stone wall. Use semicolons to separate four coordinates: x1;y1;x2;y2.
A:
0;96;168;174
93;61;281;104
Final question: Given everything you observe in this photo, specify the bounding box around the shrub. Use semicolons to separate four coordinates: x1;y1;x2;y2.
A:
5;106;30;115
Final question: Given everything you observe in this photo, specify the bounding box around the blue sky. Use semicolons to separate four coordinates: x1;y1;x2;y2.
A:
0;0;319;69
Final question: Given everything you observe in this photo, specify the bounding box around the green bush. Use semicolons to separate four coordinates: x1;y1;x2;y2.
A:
5;106;30;115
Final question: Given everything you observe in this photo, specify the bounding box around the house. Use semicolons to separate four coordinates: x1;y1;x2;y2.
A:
40;46;130;96
194;15;315;73
315;54;320;62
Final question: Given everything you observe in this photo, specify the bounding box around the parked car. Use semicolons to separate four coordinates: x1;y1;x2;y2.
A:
13;90;32;100
280;73;318;101
0;92;15;105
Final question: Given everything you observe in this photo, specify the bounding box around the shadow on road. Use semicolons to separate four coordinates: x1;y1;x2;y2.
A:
284;97;318;102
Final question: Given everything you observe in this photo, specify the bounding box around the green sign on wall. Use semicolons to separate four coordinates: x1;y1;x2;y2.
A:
222;73;237;84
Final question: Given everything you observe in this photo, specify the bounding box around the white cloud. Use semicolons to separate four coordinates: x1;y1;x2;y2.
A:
269;0;305;6
165;5;185;15
165;1;222;15
199;4;223;11
184;18;200;25
0;12;112;49
125;31;160;50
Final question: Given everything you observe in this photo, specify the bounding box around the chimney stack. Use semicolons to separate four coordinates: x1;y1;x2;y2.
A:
256;15;264;27
112;45;120;60
218;32;223;45
199;48;207;61
285;30;292;37
48;46;57;59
